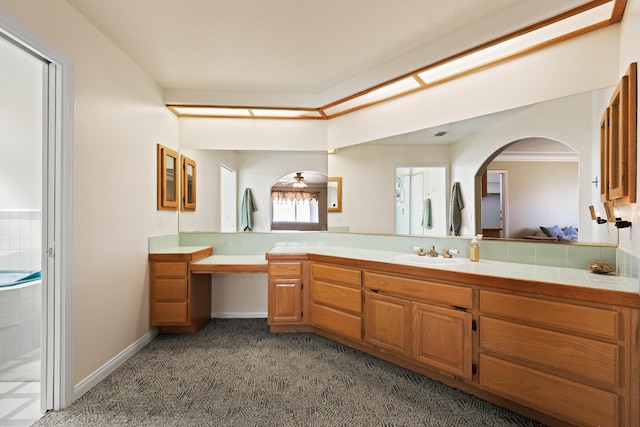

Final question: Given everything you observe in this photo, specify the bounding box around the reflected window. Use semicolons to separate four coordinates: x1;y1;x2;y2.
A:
271;191;319;224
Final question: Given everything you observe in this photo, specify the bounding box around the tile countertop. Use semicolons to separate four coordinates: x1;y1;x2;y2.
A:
267;244;639;294
150;246;212;255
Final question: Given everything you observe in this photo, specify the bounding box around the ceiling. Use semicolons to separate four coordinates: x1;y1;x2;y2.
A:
65;0;596;105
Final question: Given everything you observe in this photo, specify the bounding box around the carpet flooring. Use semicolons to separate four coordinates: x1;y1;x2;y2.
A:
33;319;546;426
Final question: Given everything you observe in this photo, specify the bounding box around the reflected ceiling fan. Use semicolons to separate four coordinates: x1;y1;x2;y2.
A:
286;172;307;188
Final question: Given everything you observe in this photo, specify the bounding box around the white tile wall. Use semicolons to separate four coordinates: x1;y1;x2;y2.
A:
0;210;41;271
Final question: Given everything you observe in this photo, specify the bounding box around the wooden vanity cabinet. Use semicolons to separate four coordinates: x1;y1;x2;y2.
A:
149;246;212;333
267;253;640;426
268;260;310;329
311;262;362;342
478;290;628;427
363;272;474;380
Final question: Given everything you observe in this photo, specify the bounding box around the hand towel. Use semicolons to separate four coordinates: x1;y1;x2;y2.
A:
241;188;257;231
448;182;464;236
422;198;432;229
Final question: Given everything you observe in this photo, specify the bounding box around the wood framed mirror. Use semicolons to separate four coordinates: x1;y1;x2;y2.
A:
181;155;196;211
157;144;178;210
328;177;342;212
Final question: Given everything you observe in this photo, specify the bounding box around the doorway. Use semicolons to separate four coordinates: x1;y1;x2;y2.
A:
0;11;75;415
481;170;507;238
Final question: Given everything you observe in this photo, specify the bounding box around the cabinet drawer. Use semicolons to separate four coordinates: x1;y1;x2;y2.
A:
154;278;188;301
153;262;188;278
312;263;361;288
269;261;303;277
364;272;472;308
479;290;618;340
152;302;188;325
312;280;362;314
480;316;618;387
479;354;617;427
312;303;362;342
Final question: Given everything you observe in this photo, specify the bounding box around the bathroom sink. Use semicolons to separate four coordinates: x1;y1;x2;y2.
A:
394;253;466;267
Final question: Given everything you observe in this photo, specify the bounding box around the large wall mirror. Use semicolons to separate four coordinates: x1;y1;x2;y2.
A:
175;87;619;245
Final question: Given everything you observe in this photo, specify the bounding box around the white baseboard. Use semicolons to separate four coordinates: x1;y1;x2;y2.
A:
212;312;267;319
74;327;158;401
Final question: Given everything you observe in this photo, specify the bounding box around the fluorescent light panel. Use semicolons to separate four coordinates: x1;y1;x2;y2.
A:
417;2;614;84
323;77;421;116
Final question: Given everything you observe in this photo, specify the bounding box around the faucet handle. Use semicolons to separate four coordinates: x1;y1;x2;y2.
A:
412;246;427;256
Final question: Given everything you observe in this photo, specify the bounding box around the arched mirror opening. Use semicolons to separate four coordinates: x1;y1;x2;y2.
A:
395;167;447;236
270;170;328;231
477;138;581;241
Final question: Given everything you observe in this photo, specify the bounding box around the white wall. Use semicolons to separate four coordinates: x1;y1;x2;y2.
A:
0;36;42;210
0;0;179;384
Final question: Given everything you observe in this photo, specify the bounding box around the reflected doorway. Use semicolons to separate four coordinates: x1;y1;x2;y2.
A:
220;165;237;231
395;167;447;235
481;170;507;238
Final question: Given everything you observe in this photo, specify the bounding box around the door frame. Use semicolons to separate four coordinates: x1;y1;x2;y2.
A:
0;10;75;411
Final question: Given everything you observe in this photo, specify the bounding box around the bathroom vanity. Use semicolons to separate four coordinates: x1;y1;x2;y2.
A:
266;245;640;427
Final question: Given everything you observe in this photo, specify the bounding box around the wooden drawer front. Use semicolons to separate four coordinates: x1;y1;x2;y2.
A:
155;278;188;301
153;262;188;278
312;303;362;342
364;272;472;309
479;354;617;427
269;261;303;278
312;263;361;288
152;302;188;325
480;290;618;340
312;280;362;314
412;302;473;380
480;316;618;387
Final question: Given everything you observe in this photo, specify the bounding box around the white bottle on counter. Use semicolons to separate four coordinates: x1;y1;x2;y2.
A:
469;235;480;262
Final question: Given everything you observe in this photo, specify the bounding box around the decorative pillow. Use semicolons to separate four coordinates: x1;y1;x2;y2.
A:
540;225;563;238
562;225;578;236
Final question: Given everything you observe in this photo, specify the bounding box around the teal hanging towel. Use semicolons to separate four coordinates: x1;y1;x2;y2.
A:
422;198;432;229
241;188;257;231
448;182;464;236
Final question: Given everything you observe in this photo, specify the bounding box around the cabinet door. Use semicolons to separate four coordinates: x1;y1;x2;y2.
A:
412;302;473;380
268;278;302;324
364;291;411;358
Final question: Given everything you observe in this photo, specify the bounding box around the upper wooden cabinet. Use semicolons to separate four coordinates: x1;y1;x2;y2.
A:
601;62;637;206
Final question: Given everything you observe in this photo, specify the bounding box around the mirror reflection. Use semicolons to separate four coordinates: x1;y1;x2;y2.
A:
177;88;618;245
178;149;327;232
480;138;579;240
395;167;447;235
271;171;328;231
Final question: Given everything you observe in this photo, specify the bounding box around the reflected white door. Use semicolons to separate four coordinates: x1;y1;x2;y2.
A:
220;165;237;231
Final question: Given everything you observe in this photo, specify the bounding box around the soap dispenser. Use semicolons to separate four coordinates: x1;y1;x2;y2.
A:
469;235;480;262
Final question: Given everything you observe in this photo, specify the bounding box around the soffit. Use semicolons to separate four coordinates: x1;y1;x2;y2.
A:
65;0;594;103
